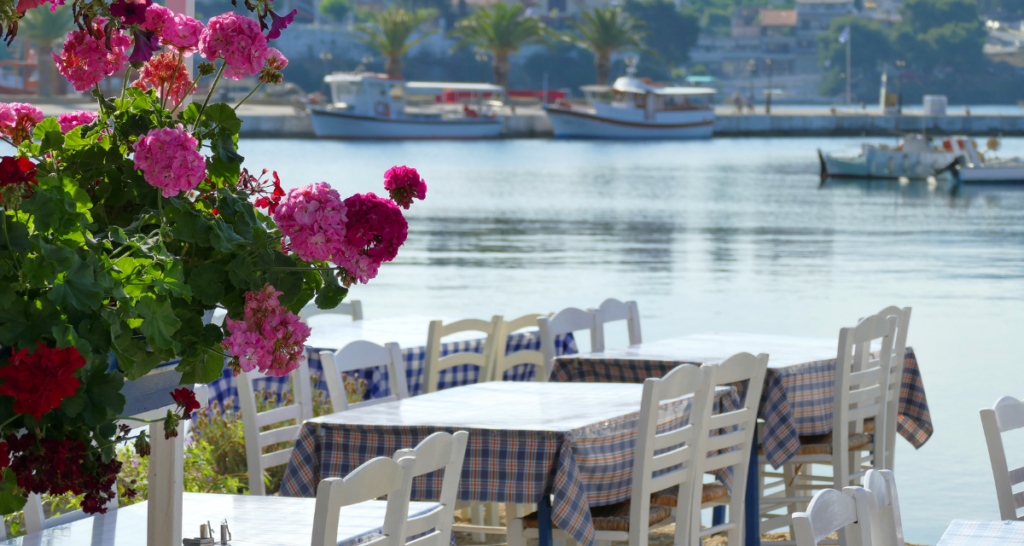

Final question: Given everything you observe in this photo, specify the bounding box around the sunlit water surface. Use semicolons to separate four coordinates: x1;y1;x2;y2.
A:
238;137;1024;544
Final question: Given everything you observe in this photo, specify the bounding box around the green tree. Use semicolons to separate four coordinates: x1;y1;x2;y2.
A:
623;0;699;69
449;2;547;88
319;0;352;24
817;15;892;100
353;7;439;79
891;0;985;74
564;6;649;85
20;4;73;97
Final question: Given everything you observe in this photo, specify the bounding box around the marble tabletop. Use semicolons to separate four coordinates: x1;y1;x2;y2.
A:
2;492;440;546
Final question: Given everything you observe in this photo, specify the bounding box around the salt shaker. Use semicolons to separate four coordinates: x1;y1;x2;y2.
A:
220;519;232;544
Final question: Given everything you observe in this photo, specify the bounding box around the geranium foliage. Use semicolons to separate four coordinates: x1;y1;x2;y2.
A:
0;0;427;516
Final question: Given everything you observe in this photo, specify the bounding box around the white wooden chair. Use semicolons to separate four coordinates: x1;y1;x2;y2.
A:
300;299;364;322
792;488;875;546
537;307;600;379
238;359;314;496
507;362;716;546
491;314;548;382
23;387;210;537
319;341;409;413
980;395;1024;520
393;431;470;545
871;306;911;471
759;313;898;544
423;317;502;394
591;298;642;349
661;353;768;546
863;470;904;546
312;456;416;546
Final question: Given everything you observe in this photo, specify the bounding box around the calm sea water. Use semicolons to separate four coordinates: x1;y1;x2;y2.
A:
247;137;1022;544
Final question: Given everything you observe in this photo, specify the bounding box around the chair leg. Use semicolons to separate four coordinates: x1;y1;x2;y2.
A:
784;463;797;538
471;504;486;542
507;517;524;546
487;502;501;531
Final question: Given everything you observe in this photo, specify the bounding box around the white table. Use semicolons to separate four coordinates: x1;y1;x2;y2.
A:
937;520;1024;546
304;314;467;351
1;493;440;546
570;332;841;368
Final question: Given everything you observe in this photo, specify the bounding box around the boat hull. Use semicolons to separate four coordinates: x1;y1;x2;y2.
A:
544;106;714;139
309;108;504;139
819;147;960;181
957;166;1024;185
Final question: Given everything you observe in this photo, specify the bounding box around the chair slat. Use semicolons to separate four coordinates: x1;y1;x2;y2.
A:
1010;466;1024;486
653;424;694;450
704;428;747;453
708;407;750;430
262;447;294;469
704;448;746;472
256;404;301;428
651;444;690;473
259;424;301;447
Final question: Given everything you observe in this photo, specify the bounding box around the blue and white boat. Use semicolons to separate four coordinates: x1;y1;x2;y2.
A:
544;77;716;139
308;72;505;140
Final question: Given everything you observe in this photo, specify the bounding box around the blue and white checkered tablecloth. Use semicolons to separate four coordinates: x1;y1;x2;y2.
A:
205;331;577;411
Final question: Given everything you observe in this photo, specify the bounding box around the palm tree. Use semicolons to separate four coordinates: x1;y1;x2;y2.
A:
20;5;74;97
353;7;439;79
564;7;648;85
449;2;546;89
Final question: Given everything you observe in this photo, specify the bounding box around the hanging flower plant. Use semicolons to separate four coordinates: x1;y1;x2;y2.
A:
0;0;415;517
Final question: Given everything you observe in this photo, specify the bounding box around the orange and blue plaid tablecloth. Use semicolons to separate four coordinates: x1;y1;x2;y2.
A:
280;382;740;546
550;347;932;468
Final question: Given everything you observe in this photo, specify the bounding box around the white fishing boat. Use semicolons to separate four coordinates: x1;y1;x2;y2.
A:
308;73;505;139
818;134;972;181
543;76;716;139
937;148;1024;187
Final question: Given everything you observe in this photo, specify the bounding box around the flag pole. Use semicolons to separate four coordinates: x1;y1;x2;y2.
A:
846;27;852;105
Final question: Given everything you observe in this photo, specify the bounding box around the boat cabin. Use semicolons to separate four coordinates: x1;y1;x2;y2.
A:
324;73;505;119
579;77;716;121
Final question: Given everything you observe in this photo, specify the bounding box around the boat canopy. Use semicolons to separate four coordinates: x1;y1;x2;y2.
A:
406;82;505;94
324;72;399;83
609;77;716;96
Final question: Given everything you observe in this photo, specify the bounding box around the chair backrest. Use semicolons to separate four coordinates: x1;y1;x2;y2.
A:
691;353;769;546
23;385;211;534
834;314;897;480
537;307;600;377
629;363;715;546
392;431;470;546
491;314;548;382
320;341;408;412
312;456;415;546
864;470;905;546
300;300;364;322
424;317;502;393
980;395;1024;520
592;298;642;349
238;359;315;496
874;306;911;470
793;488;874;546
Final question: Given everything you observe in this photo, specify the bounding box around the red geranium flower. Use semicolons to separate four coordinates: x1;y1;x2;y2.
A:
0;156;36;188
0;343;86;420
0;442;9;471
170;387;200;414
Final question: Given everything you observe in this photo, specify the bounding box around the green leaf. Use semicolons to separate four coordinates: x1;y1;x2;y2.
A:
79;365;125;426
227;253;256;290
62;177;93;213
31;117;61;142
315;280;349;311
150;261;192;301
112;330;166;381
34;235;75;270
0;468;27;515
178;349;227;384
48;256;105;311
210;221;245;252
214;133;245;165
202;103;243;133
0;215;29;253
190;263;226;306
168;206;212;244
21;190;65;233
136;295;182;352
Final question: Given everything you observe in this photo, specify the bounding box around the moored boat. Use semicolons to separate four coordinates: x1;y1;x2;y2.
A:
308;73;505;139
544;77;715;139
818;134;970;181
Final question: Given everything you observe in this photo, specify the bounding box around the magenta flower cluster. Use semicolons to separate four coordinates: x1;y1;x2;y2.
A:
273;172;416;285
199;12;269;80
56;111;98;134
132;125;206;198
383;166;427;209
163;13;205;55
221;284;311;377
52;20;130;92
0;103;44;145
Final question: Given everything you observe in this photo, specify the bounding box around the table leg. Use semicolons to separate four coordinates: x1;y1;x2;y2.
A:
538;494;553;546
745;445;760;546
713;506;726;526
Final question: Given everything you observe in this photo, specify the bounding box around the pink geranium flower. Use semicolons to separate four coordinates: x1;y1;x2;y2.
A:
383;165;427;209
163;14;205;55
199;12;269;80
222;284;310;377
273;182;349;263
56;111;98;134
0;103;43;145
142;4;173;33
133;125;206;198
53;19;130;92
